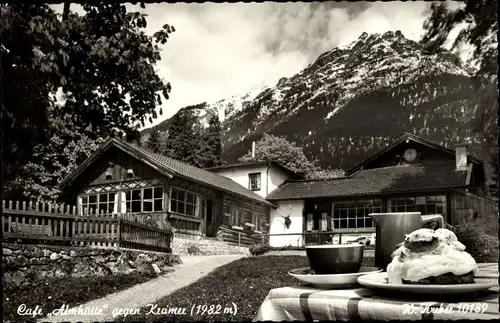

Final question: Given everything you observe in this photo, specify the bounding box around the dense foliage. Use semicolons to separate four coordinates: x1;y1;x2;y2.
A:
447;223;498;263
421;0;498;198
1;4;174;200
161;110;226;168
239;133;319;176
200;114;226;168
146;126;162;153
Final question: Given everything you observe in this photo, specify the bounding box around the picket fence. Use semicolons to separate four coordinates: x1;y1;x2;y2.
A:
1;200;172;253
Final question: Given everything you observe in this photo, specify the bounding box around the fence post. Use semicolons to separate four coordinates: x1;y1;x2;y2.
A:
117;217;122;248
238;232;241;246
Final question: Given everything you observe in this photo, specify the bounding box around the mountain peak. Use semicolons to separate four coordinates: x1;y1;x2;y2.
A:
144;28;475;170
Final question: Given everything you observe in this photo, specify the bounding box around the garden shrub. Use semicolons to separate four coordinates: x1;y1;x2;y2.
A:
250;244;306;256
186;243;201;255
447;223;499;263
167;253;182;266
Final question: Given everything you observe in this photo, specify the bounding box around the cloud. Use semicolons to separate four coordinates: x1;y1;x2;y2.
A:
52;2;435;128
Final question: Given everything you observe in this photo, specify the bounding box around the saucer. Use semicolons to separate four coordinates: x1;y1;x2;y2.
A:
357;272;498;295
289;266;383;289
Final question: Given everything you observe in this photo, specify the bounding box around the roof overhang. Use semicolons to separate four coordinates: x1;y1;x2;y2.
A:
345;132;482;175
57;138;175;191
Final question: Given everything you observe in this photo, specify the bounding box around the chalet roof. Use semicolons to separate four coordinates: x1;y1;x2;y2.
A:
345;132;482;176
206;161;303;178
265;164;471;201
58;138;276;208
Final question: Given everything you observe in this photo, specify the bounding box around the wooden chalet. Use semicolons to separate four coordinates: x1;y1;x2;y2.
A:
58;138;275;240
266;133;498;245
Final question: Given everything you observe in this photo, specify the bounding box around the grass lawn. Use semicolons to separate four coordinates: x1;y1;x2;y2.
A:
120;256;375;322
3;272;156;322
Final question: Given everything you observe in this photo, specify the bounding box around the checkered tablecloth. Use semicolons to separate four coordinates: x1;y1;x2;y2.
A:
254;263;499;321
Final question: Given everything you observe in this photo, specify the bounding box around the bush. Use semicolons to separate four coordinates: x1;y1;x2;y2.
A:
186;244;201;255
166;253;182;266
249;244;305;256
447;223;499;263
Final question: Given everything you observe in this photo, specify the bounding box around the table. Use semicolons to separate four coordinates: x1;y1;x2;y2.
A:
254;263;499;321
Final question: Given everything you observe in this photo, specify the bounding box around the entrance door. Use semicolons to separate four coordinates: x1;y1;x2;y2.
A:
205;200;215;237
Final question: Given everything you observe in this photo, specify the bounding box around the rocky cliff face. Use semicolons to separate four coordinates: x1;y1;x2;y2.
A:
143;31;478;170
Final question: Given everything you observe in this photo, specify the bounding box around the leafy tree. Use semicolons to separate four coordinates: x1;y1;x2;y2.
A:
421;0;498;197
1;4;175;200
239;133;320;176
199;114;225;168
307;168;345;179
164;111;199;165
146;126;162;153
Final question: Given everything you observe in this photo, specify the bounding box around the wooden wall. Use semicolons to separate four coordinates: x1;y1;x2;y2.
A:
361;142;455;170
222;194;270;233
449;190;498;235
64;145;271;238
72;147;165;189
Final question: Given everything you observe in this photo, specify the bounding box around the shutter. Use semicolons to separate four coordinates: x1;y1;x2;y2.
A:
77;196;83;215
321;212;328;231
113;193;119;214
195;195;201;217
306;213;313;231
240;209;245;225
120;191;127;213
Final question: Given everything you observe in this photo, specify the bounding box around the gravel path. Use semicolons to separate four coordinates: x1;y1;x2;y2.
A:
38;255;244;323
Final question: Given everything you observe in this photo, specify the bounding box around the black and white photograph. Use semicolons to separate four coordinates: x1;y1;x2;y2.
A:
1;1;498;322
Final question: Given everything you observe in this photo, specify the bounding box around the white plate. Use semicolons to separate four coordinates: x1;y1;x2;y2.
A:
289;267;383;289
357;272;498;294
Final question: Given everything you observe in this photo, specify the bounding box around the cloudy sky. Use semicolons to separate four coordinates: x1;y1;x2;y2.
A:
53;1;464;129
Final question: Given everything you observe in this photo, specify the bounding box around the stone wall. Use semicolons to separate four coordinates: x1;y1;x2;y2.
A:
172;238;249;256
2;244;181;288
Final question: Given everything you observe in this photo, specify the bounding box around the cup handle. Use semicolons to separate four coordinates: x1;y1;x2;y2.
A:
421;214;444;229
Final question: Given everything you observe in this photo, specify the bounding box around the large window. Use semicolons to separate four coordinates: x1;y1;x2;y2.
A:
388;195;446;217
332;199;382;229
124;186;164;213
248;173;261;191
170;187;201;217
230;206;245;226
81;193;116;214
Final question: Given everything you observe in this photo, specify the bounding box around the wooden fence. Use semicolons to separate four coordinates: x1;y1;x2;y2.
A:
2;200;172;253
217;226;264;247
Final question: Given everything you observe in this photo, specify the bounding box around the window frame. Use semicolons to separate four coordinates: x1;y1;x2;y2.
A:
388;195;447;217
332;199;382;229
123;186;164;213
248;172;262;191
80;192;117;215
169;186;201;217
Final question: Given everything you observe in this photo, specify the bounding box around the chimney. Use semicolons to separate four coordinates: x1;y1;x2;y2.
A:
455;143;468;171
252;141;256;159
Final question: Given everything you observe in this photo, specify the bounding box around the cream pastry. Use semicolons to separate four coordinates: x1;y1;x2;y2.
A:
387;228;478;285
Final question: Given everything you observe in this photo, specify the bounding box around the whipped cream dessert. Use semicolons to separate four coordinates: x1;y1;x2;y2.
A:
387;228;478;284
